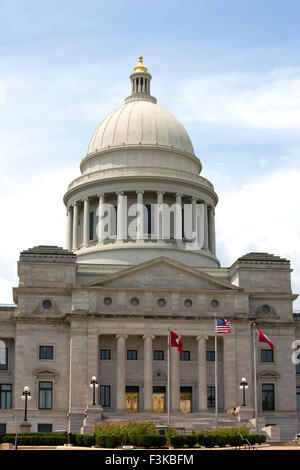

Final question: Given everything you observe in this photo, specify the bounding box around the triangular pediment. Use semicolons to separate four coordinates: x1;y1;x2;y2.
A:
87;257;240;291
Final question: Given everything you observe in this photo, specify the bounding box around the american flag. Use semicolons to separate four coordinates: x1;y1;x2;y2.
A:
216;318;231;333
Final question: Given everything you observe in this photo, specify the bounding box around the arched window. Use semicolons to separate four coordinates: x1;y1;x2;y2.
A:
0;340;8;370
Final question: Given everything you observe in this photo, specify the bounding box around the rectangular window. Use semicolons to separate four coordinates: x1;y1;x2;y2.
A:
39;346;54;360
0;384;12;409
261;349;273;362
153;350;164;361
297;387;300;411
145;205;152;236
296;351;300;373
89;211;94;241
39;381;53;410
180;351;190;361
206;351;215;361
0;423;6;433
100;385;111;407
127;350;137;360
0;347;8;370
100;349;111;360
38;424;53;433
262;383;275;411
207;386;215;408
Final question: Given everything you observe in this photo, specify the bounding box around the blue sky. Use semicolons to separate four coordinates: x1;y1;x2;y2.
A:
1;0;300;307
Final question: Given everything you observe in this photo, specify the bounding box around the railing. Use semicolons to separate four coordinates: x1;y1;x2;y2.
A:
0;305;16;319
237;433;257;451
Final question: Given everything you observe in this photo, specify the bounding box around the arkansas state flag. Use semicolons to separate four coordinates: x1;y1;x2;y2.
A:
170;331;183;354
257;329;274;350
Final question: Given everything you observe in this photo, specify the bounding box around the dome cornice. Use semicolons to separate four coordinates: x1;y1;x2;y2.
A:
80;142;200;174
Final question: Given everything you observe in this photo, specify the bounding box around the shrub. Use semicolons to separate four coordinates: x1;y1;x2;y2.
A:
95;421;158;445
137;435;167;448
185;434;198;447
170;435;187;448
75;434;95;447
196;433;206;446
105;435;122;448
95;434;106;447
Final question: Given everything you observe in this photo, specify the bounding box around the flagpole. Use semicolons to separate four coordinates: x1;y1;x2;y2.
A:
252;323;258;434
167;324;170;427
214;314;218;429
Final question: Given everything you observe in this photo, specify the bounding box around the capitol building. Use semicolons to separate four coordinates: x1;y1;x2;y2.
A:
0;57;299;439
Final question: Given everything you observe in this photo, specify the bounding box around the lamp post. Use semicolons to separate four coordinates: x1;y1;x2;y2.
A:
90;376;99;406
239;377;248;406
21;386;32;421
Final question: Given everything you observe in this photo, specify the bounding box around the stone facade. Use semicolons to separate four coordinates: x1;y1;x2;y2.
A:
0;58;299;440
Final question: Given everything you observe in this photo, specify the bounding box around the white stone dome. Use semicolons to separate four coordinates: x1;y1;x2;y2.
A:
87;100;194;156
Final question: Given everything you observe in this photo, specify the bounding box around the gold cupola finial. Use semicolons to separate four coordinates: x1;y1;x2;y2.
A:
134;56;148;73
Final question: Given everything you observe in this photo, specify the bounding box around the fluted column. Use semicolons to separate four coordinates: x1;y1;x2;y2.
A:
116;334;127;411
116;192;127;241
98;193;106;243
72;202;79;251
66;206;73;251
136;190;144;241
143;334;154;411
174;193;183;240
156;191;164;240
208;206;216;255
171;347;180;411
83;197;90;247
203;202;209;251
196;335;208;411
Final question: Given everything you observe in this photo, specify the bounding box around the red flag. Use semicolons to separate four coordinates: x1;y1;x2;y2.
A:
170;330;183;354
257;329;274;350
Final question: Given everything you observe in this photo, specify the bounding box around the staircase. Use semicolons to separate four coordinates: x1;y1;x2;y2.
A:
101;412;241;433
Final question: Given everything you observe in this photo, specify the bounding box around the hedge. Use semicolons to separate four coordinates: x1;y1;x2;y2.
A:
137;435;167;448
95;434;122;448
0;434;67;446
170;432;266;448
73;434;96;447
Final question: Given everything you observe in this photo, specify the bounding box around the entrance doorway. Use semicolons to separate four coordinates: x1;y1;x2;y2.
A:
180;386;192;413
153;386;166;413
125;386;139;412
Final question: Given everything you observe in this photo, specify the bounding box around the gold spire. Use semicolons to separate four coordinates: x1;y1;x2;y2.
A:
134;56;148;73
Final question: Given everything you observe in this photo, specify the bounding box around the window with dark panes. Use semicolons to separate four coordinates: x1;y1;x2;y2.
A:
261;349;273;362
100;349;111;360
262;383;275;411
153;350;164;361
0;384;12;409
39;381;53;410
100;385;111;407
39;346;53;360
127;350;137;360
180;351;190;361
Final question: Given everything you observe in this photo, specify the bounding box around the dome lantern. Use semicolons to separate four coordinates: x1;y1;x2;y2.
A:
125;56;157;104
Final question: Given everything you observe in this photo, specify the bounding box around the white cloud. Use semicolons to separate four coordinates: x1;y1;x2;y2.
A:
175;67;300;130
0;164;78;303
216;167;300;308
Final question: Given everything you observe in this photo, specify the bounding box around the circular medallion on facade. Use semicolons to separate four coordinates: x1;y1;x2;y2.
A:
130;298;139;306
210;299;219;309
184;299;193;307
262;304;271;314
42;300;52;310
157;298;166;307
103;297;112;305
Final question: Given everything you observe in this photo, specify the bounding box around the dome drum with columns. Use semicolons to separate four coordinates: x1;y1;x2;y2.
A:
64;57;219;268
